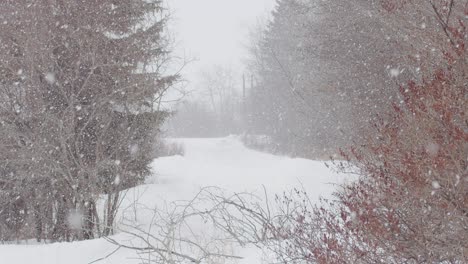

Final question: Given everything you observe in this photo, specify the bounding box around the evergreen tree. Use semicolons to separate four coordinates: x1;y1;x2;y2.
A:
0;0;177;241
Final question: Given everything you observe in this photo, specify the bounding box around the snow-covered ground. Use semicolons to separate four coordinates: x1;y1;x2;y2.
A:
0;137;347;264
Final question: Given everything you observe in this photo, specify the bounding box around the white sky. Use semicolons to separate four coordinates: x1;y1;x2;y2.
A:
167;0;277;94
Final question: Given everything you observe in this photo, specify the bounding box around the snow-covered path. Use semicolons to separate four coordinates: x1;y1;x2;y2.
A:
151;137;343;200
0;137;345;264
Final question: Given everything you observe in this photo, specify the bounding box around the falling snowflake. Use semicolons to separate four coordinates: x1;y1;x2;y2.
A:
389;68;400;77
425;142;439;157
113;175;121;185
45;72;56;84
67;209;83;230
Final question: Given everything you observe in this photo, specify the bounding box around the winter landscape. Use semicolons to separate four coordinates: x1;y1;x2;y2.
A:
0;0;466;264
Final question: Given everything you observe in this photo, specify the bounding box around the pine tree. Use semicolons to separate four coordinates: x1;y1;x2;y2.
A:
0;0;177;241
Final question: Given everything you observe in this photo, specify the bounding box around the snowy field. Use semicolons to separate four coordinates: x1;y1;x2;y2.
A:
0;137;347;264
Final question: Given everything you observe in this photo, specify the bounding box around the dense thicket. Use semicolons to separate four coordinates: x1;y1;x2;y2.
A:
245;0;455;158
0;0;176;242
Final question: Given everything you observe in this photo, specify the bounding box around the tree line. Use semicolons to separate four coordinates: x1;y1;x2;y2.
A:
244;0;460;158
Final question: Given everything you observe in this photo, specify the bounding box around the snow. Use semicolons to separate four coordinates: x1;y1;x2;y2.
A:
67;209;84;230
150;137;344;199
425;142;440;157
389;68;400;77
45;72;56;84
0;136;347;264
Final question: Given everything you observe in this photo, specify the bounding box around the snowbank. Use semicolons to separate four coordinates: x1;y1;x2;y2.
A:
0;137;348;264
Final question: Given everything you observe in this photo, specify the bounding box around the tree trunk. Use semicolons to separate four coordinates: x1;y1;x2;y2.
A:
82;200;95;240
103;192;120;236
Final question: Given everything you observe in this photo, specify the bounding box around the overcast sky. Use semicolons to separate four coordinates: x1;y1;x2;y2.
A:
167;0;277;94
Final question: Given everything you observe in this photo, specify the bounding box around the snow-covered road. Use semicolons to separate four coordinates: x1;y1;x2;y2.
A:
150;137;343;200
0;137;346;264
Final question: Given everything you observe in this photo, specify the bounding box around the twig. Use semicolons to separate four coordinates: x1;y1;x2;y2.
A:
88;246;121;264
